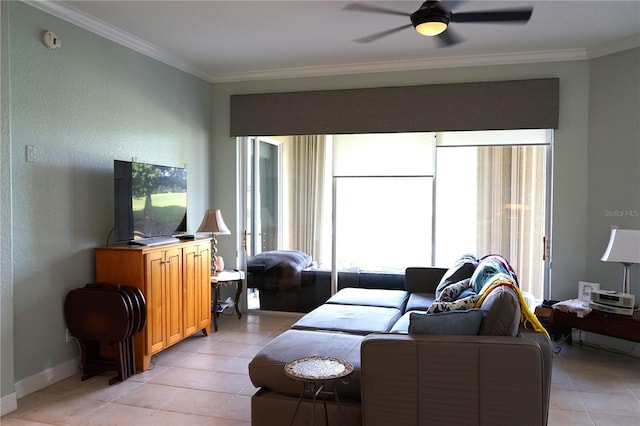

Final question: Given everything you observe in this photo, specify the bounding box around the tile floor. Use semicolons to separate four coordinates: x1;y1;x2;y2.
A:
2;312;640;425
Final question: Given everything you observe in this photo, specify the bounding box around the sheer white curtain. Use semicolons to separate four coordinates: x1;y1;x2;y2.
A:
288;135;328;260
477;145;546;296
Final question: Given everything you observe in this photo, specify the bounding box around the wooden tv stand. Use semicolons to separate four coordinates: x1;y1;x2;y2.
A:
95;238;212;371
552;308;640;343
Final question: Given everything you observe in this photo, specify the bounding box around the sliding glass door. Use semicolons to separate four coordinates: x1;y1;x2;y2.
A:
435;130;551;298
246;137;280;256
241;129;552;312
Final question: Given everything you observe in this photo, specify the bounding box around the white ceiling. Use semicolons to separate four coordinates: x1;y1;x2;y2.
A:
34;1;640;82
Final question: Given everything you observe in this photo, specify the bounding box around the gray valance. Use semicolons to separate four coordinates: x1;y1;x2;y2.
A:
229;78;559;137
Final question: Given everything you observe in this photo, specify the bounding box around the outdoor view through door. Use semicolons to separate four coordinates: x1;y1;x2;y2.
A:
244;129;552;313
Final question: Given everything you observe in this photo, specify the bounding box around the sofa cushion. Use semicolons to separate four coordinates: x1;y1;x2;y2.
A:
404;267;448;293
409;309;483;335
327;287;409;310
478;285;521;336
388;311;414;333
291;303;402;335
358;271;405;290
405;292;435;312
435;254;478;299
248;329;364;399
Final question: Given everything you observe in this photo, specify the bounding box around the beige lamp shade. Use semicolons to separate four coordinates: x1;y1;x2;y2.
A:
197;209;231;235
601;229;640;264
601;228;640;293
198;209;230;275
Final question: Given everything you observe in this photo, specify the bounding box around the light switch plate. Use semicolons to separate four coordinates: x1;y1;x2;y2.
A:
25;145;36;163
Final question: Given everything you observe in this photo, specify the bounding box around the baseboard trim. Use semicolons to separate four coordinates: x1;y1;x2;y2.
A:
13;357;80;400
0;392;18;416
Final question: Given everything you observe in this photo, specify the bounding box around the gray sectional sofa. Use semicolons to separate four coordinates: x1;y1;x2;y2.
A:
248;264;553;426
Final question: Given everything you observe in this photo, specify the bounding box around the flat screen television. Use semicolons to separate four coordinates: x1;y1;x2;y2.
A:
114;160;187;243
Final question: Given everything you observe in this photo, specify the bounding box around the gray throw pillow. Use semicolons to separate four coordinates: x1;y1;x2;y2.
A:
478;285;521;336
409;309;483;335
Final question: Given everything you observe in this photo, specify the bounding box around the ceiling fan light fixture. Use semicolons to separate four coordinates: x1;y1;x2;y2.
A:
415;21;448;36
410;1;451;37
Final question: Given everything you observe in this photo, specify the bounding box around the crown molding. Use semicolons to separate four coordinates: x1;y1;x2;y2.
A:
25;1;639;84
209;49;589;83
587;35;640;59
24;0;215;82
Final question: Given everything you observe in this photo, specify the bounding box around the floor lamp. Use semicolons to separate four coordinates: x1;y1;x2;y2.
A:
197;209;231;275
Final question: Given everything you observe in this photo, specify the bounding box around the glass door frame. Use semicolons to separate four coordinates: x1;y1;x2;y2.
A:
238;136;283;311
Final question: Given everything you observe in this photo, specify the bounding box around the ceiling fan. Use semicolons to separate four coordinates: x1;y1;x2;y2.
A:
344;1;533;46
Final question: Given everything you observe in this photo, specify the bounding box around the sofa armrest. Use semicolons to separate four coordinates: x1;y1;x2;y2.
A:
404;267;447;293
520;328;554;422
360;333;551;426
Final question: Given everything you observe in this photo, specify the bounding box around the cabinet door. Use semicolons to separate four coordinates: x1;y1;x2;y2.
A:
183;245;200;336
196;244;212;330
145;250;167;354
165;247;184;346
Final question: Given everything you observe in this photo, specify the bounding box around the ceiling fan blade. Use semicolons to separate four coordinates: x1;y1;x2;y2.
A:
451;8;533;23
441;1;467;13
436;27;464;47
343;3;411;17
353;24;413;44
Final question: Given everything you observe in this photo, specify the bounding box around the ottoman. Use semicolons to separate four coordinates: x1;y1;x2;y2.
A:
249;329;365;399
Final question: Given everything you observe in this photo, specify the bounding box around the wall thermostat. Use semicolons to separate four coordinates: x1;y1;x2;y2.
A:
42;31;61;49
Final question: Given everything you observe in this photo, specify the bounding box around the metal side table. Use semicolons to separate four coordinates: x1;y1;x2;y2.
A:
284;356;354;426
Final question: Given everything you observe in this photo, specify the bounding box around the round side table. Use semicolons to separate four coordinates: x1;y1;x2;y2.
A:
284;356;354;426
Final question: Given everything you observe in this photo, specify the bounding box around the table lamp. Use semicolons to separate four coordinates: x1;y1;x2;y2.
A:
601;228;640;294
197;209;231;275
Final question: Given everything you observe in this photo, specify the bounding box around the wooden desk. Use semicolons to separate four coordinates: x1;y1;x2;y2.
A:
211;270;245;331
552;308;640;343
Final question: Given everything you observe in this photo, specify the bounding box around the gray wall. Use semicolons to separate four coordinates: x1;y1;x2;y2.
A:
1;0;15;403
586;48;640;291
1;2;212;404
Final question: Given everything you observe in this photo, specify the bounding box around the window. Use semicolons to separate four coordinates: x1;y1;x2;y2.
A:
333;133;435;273
435;130;551;299
242;129;551;311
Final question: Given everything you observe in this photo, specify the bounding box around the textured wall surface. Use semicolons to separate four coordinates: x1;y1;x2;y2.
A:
587;48;640;291
3;1;211;399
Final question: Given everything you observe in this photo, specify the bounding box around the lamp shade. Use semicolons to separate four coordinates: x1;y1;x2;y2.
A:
601;229;640;264
197;209;231;235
